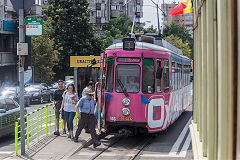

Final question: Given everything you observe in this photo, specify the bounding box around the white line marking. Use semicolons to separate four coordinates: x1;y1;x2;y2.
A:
140;153;182;158
168;116;192;156
0;151;14;154
179;132;191;157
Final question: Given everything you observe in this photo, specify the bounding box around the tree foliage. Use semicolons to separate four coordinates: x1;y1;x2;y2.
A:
44;0;104;80
102;14;143;47
163;23;192;43
32;19;59;83
165;34;192;59
143;25;157;33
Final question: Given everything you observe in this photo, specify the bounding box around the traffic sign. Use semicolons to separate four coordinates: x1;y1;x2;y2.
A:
17;43;28;55
25;17;43;37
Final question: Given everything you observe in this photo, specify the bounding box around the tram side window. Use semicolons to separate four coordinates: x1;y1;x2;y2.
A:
142;59;155;93
172;62;175;90
180;64;182;88
188;65;191;85
178;64;181;89
175;63;178;90
156;59;162;93
163;60;169;93
106;59;114;92
184;65;186;86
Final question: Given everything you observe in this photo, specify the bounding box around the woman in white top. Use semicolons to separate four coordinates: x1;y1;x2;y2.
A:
60;83;78;139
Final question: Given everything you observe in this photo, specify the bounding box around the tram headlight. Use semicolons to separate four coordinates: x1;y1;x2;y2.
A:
122;108;130;116
122;98;131;107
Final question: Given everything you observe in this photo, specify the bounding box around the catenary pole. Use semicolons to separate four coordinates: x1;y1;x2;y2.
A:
19;0;25;155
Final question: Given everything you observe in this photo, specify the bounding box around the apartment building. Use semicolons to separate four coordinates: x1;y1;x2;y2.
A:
88;0;143;29
161;3;193;37
0;0;18;86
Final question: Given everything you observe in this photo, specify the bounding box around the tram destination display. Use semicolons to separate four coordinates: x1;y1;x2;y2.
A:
122;38;135;51
117;57;141;63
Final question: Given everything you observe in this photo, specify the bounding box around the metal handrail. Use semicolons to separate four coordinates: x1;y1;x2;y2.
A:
15;103;79;156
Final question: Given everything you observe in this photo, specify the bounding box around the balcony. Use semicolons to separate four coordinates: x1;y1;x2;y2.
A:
135;12;143;18
0;48;14;52
96;3;101;10
0;51;16;66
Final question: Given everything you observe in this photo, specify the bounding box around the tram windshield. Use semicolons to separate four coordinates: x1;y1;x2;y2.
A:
115;65;140;93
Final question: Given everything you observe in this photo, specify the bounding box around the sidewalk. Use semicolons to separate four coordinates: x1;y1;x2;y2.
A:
5;128;103;160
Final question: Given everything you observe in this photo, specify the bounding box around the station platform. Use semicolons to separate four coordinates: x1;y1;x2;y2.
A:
5;128;102;160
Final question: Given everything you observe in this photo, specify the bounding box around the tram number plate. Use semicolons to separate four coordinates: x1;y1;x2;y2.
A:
119;117;134;121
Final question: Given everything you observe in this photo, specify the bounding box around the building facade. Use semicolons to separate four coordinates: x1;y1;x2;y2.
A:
161;3;193;37
0;0;18;86
88;0;143;29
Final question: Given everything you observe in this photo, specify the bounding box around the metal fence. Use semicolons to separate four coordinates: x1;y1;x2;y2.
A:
15;104;78;156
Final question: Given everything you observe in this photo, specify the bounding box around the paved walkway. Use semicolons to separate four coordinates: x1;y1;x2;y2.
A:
4;128;100;160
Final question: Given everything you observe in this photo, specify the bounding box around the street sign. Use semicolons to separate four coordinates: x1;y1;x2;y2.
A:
70;56;101;67
17;43;28;55
9;0;35;16
25;17;43;37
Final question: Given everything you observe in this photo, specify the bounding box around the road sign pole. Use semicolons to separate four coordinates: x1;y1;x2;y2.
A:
74;67;78;93
19;8;25;155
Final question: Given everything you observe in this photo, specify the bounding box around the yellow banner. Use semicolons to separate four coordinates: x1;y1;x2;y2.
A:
70;56;101;68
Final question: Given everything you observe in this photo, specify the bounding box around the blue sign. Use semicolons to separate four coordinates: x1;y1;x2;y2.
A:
3;21;18;31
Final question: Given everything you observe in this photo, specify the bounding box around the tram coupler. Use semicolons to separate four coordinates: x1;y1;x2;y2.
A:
118;129;134;136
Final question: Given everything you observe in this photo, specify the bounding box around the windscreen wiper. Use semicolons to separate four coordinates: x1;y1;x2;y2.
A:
117;79;129;97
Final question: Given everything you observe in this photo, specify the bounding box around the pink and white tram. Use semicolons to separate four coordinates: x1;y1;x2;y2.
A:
96;40;192;134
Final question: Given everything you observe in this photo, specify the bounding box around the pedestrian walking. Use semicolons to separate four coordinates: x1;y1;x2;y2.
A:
53;80;66;136
82;81;94;97
60;83;78;139
81;81;95;133
74;88;101;148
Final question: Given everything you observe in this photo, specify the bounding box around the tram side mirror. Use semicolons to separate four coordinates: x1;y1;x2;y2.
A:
91;58;97;65
156;67;163;79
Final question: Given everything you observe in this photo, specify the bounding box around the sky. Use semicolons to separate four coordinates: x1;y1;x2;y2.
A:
141;0;181;28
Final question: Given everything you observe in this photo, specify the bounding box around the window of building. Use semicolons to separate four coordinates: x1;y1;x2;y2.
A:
142;59;155;93
111;5;116;10
97;10;102;17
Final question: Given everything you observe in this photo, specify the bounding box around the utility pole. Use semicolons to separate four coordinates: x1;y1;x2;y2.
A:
74;66;78;93
125;2;128;34
19;0;25;155
156;4;161;36
10;0;35;155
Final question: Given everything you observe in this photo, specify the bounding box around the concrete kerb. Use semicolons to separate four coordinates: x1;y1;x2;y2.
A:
66;130;108;158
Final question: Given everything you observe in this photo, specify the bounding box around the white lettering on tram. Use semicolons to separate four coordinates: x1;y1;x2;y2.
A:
147;98;171;129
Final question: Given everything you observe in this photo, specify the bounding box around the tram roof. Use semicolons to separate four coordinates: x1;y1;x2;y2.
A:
107;42;190;61
106;42;172;53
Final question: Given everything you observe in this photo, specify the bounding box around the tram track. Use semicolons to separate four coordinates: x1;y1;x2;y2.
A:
90;134;155;160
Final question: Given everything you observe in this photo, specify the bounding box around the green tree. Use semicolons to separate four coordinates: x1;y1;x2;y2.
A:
102;14;143;47
44;0;104;80
165;34;192;59
143;25;157;33
32;19;59;83
163;23;192;43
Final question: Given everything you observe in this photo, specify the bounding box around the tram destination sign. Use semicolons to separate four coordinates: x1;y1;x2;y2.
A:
117;57;141;63
25;17;43;37
122;38;135;51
